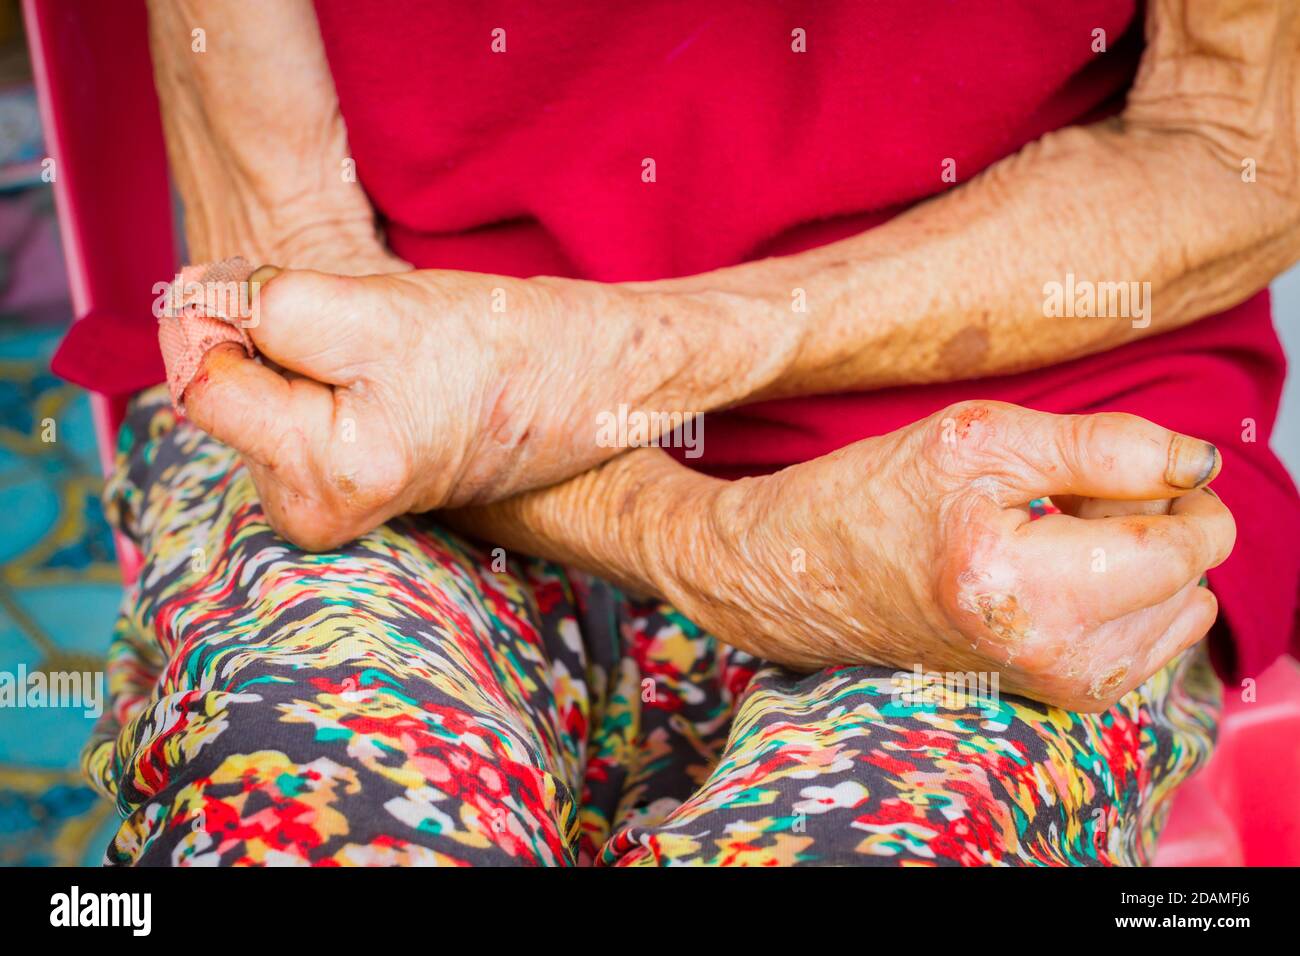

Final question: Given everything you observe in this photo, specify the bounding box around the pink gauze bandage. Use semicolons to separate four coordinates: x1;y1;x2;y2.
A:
157;257;259;413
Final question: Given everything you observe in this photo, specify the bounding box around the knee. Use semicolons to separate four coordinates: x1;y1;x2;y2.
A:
114;682;574;866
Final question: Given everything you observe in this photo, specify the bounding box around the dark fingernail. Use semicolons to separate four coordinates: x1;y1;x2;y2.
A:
1165;435;1219;489
249;265;281;286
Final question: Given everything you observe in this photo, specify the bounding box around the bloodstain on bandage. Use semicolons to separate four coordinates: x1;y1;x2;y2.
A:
157;257;258;413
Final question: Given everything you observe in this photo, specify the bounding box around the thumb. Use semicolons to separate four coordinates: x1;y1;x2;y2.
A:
246;265;377;386
976;406;1221;503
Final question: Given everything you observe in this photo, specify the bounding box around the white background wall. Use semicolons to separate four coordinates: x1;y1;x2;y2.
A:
1273;267;1300;479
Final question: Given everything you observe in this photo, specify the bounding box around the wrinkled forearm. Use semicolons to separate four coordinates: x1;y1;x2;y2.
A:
614;0;1300;403
147;0;395;272
757;119;1297;395
443;448;725;601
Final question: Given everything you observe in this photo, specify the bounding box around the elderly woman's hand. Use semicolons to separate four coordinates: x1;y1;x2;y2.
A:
650;401;1233;712
183;265;700;549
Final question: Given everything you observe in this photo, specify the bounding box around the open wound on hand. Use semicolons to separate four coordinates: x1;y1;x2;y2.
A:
157;257;258;413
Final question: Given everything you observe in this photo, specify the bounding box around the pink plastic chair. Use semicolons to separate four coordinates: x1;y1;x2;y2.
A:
24;0;177;583
23;0;1300;866
1154;655;1300;866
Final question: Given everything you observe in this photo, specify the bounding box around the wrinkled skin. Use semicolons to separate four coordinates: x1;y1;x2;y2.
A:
190;263;689;550
651;402;1233;713
152;0;1297;712
189;266;1234;713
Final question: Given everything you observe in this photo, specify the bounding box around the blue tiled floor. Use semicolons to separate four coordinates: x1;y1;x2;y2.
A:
0;318;121;865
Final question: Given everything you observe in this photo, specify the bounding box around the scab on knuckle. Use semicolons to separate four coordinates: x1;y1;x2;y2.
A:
939;399;994;421
937;400;1001;439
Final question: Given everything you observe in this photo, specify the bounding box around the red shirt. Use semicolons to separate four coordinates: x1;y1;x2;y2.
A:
55;0;1299;678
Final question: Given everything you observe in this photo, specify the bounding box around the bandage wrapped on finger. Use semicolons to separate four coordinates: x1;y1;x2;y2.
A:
157;257;259;413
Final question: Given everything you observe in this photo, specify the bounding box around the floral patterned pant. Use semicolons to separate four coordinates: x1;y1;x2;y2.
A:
82;388;1220;866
